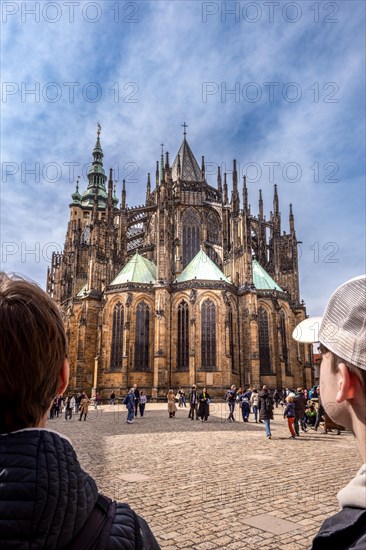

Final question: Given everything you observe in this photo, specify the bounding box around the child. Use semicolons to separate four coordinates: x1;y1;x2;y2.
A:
283;395;296;438
139;390;147;417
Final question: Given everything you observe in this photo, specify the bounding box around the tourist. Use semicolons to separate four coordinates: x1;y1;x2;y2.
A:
313;386;325;431
110;390;116;406
75;392;82;412
305;401;317;427
226;384;237;422
133;384;140;417
250;388;259;422
0;273;160;549
294;387;307;435
240;394;250;422
293;275;366;549
167;389;177;418
258;385;274;439
79;393;90;421
123;388;135;424
139;390;147;417
283;395;296;438
198;387;210;421
64;394;75;421
188;385;199;420
273;389;281;408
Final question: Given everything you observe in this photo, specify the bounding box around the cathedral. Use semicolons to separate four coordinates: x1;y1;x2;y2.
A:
47;125;313;398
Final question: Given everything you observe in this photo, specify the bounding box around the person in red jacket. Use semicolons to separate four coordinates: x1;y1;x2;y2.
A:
0;273;160;549
293;275;366;549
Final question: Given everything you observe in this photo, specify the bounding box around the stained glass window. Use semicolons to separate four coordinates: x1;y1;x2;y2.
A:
182;209;201;268
110;302;124;370
258;307;271;374
280;310;290;374
201;299;216;371
177;300;189;371
134;301;150;371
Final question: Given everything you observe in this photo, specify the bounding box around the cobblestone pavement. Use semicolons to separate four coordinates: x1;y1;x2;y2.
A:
54;402;360;550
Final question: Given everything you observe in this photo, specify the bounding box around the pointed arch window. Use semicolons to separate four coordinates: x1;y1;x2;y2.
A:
182;209;201;268
228;306;237;372
280;310;290;374
258;307;271;374
134;301;150;371
110;302;124;371
201;299;216;371
177;300;189;371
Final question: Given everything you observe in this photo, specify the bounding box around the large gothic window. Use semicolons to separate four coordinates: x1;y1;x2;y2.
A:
134;301;150;371
182;209;200;268
177;300;189;371
280;310;290;374
207;211;219;244
258;307;271;374
228;306;237;372
201;299;216;371
110;302;124;370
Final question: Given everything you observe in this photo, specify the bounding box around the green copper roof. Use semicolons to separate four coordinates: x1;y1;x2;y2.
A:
176;249;231;284
110;252;157;285
252;259;283;291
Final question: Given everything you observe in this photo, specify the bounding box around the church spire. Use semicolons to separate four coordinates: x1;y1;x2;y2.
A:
289;203;295;234
121;179;126;209
146;173;151;203
223;172;228;204
156;160;159;187
160;143;164;182
242;175;248;211
259;189;263;219
231;159;239;214
201;155;205;181
217;166;222;193
273;183;279;215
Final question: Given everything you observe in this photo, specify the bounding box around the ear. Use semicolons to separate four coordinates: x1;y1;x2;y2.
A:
336;363;358;402
57;358;70;396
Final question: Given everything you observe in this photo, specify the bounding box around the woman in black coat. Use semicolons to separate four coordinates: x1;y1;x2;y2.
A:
198;388;210;421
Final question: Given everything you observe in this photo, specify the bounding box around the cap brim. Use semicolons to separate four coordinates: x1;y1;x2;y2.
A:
292;317;323;343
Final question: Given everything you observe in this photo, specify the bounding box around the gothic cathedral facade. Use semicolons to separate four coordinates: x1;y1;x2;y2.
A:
47;127;313;397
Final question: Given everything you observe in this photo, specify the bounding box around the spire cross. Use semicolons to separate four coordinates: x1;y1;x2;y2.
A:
181;122;188;137
97;122;101;138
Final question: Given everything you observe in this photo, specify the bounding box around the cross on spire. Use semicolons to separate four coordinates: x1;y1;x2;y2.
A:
181;122;188;138
97;122;101;138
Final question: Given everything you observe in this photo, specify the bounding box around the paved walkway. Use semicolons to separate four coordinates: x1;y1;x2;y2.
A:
54;402;360;549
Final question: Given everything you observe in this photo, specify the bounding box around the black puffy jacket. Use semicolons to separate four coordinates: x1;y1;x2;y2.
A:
0;429;160;549
311;507;366;549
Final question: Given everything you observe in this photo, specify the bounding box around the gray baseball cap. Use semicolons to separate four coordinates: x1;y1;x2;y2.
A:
292;275;366;371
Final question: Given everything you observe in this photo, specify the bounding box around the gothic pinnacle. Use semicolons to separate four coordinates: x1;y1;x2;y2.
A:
217;166;222;193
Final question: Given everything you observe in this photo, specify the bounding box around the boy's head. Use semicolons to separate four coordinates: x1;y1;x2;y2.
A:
0;273;69;433
293;275;366;431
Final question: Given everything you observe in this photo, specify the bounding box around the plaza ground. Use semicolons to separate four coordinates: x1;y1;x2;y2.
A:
55;402;360;550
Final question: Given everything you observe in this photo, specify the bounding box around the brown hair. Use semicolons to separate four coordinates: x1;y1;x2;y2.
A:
319;343;366;391
0;273;68;432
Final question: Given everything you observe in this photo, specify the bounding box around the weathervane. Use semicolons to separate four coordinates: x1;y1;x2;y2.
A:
181;122;188;138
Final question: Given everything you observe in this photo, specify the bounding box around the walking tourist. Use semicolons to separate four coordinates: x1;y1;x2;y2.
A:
139;391;147;417
258;385;274;439
198;387;210;421
123;388;135;424
167;389;177;418
0;273;160;549
250;388;259;422
283;395;296;438
294;387;307;435
110;390;116;406
188;385;199;420
293;275;366;549
313;387;325;431
64;394;75;421
273;389;281;407
79;393;89;421
240;394;250;422
226;384;237;422
133;384;140;417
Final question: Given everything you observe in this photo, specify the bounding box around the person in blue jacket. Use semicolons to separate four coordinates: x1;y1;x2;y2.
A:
123;388;135;424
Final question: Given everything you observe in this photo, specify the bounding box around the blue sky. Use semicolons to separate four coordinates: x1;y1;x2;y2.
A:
1;0;365;316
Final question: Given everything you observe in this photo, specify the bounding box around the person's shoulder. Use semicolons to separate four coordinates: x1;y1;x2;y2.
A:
311;507;366;549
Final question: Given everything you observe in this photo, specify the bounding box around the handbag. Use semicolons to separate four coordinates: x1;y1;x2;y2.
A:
207;398;211;405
